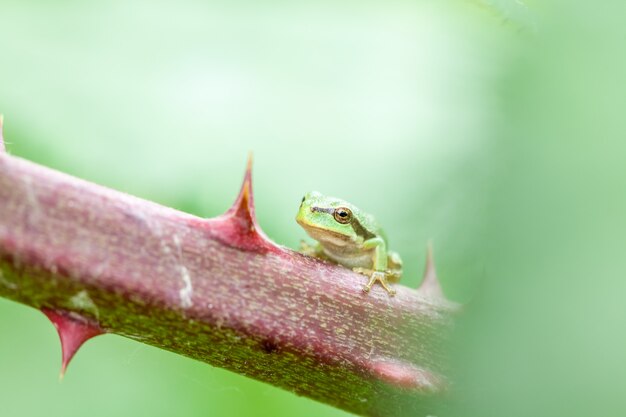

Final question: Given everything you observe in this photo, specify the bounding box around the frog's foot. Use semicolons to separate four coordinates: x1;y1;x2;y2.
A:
299;240;317;256
299;240;324;257
353;268;396;296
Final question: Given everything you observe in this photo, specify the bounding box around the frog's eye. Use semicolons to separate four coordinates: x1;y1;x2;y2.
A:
333;207;352;224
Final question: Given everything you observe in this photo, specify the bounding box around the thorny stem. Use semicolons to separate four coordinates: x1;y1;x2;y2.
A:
0;126;457;417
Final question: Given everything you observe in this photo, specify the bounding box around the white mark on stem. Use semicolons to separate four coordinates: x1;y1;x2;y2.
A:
145;219;193;308
179;265;193;308
174;235;193;308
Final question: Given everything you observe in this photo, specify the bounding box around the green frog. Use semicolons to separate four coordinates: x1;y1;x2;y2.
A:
296;191;402;296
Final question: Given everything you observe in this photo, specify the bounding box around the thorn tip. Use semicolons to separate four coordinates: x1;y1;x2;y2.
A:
246;151;253;172
418;240;444;299
42;308;104;378
228;153;254;219
211;154;278;253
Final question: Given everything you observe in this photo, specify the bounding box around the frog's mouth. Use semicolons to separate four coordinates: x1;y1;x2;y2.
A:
298;222;353;247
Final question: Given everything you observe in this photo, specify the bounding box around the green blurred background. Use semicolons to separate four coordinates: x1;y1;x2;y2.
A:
2;1;625;416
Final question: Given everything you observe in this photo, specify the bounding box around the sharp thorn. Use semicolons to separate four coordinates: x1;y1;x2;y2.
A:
246;150;253;174
42;308;104;378
212;154;278;253
225;153;254;221
418;240;444;299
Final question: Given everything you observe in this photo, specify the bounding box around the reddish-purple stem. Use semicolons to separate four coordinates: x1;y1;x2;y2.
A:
0;127;457;417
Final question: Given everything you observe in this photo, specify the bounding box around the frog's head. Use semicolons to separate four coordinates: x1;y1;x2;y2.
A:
296;191;363;246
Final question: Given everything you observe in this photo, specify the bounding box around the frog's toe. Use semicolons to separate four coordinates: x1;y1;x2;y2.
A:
378;276;397;296
361;272;378;293
299;240;314;254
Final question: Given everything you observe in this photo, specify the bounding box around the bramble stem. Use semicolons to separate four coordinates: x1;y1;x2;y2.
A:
0;152;456;417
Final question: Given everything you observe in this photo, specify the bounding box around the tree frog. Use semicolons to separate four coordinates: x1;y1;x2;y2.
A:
296;191;402;296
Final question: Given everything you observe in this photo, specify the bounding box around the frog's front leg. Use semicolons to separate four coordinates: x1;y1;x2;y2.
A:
357;237;396;296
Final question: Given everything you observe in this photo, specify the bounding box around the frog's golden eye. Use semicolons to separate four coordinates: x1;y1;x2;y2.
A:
333;207;352;224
